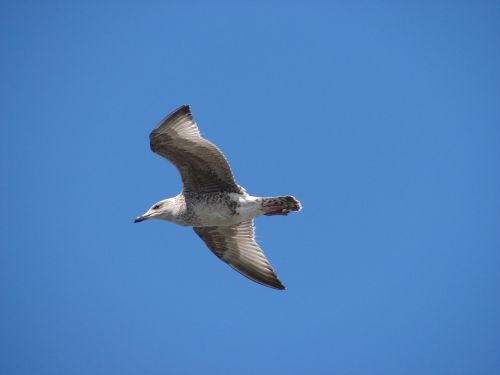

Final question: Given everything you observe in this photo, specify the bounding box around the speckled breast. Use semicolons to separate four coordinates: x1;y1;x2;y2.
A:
184;192;263;227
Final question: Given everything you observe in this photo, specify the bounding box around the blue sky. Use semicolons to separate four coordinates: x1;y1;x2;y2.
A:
1;1;499;374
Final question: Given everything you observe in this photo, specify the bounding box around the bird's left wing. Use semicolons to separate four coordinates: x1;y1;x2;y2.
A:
193;220;285;290
150;105;243;194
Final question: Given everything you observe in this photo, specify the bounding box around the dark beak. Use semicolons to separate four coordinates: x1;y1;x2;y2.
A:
134;215;147;223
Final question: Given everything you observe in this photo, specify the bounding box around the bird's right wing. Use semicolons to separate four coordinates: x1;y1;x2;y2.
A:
193;220;285;290
149;105;243;194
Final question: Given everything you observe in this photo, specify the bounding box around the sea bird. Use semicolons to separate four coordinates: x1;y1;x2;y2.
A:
135;105;301;290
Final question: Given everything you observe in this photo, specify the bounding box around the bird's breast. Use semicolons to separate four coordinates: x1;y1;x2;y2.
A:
185;192;263;227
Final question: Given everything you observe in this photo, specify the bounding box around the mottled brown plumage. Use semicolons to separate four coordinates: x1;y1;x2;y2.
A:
136;105;301;290
150;106;244;194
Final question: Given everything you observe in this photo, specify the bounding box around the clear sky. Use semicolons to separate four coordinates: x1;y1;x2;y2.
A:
1;1;499;374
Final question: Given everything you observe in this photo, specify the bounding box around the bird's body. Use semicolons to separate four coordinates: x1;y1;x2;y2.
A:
154;192;296;227
135;105;301;290
174;192;263;227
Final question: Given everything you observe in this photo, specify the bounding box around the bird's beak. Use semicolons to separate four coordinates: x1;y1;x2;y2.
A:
134;214;148;223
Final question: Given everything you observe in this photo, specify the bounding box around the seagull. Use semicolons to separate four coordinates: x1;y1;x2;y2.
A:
134;105;301;290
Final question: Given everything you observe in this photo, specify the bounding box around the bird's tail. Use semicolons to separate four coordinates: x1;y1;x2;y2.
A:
261;195;302;216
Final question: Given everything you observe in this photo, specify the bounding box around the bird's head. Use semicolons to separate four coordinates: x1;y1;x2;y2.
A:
134;198;177;223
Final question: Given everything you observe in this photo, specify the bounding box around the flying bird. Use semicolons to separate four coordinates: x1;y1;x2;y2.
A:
135;105;301;290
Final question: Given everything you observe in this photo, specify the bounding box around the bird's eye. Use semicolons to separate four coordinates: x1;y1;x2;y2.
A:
152;204;161;210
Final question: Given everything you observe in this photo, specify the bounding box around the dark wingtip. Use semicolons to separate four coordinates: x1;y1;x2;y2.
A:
150;104;194;143
269;279;286;290
170;104;193;122
176;104;191;116
163;104;192;121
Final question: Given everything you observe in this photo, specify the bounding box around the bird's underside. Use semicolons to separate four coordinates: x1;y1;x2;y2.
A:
137;105;301;290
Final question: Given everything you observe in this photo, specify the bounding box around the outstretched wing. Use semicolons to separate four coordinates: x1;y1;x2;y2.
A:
193;220;285;290
150;105;243;193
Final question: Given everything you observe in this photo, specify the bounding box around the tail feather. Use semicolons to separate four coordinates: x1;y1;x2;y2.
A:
283;195;302;211
262;195;302;212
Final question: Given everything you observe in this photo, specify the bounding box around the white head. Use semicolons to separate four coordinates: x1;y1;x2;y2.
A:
134;198;178;223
